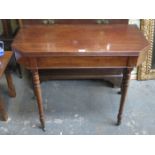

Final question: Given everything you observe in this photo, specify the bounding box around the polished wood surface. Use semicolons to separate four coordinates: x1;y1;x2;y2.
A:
0;51;16;121
19;19;128;86
12;25;149;130
12;25;148;57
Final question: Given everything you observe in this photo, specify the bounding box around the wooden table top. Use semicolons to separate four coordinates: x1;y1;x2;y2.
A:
12;24;149;57
0;51;12;78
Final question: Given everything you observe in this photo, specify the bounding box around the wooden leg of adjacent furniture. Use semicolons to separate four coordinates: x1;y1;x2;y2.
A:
0;88;8;121
31;69;45;131
117;68;132;125
5;70;16;97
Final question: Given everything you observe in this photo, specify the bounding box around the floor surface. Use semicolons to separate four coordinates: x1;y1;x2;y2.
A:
0;71;155;135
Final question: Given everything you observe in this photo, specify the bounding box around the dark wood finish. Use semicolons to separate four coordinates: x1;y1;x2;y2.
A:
0;20;19;49
5;70;16;97
12;25;148;56
0;51;16;121
31;69;45;131
0;19;13;65
12;25;149;129
117;68;133;125
39;68;123;79
19;19;129;87
0;20;12;38
20;19;128;26
0;88;8;121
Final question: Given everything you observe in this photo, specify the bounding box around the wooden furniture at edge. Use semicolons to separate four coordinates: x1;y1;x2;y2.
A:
0;51;16;121
0;19;22;78
19;19;129;87
12;25;149;130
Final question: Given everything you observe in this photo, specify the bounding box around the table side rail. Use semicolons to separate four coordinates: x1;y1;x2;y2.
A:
15;55;138;69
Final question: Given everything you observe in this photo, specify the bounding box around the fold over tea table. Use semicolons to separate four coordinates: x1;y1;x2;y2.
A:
12;25;149;130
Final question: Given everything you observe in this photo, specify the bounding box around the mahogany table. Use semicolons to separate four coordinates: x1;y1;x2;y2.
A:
12;25;149;130
0;51;16;121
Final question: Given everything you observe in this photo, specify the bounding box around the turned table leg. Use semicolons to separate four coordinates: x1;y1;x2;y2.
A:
31;69;45;131
0;88;8;121
5;70;16;97
117;68;132;125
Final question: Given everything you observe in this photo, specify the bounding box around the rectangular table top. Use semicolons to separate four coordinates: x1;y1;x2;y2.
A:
12;24;149;57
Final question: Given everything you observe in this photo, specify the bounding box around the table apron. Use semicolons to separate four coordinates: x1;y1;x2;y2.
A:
16;55;138;69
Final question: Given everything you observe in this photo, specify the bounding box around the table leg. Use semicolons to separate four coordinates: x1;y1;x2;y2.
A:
117;68;132;125
0;88;8;121
5;70;16;97
31;69;45;131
